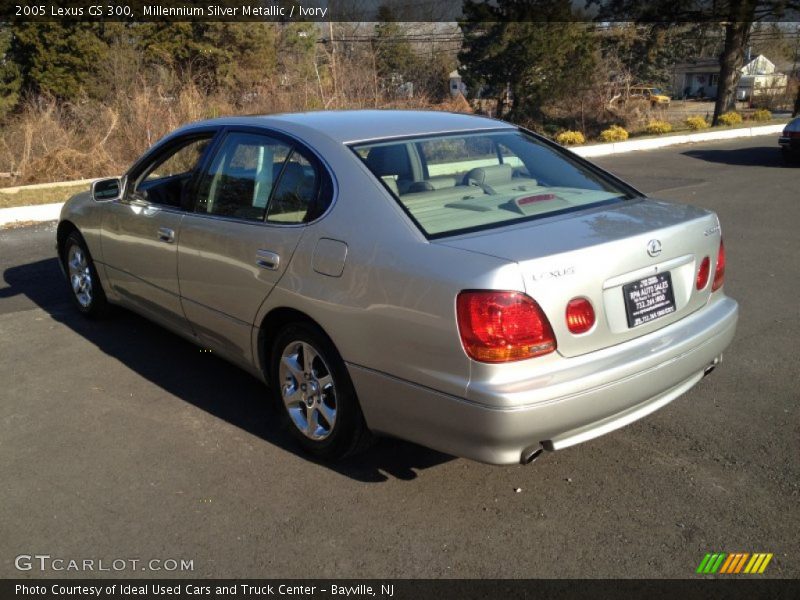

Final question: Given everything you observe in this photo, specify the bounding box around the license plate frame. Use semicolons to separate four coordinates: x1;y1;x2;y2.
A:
623;272;676;328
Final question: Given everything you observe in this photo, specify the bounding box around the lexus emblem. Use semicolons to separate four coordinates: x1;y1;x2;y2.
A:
646;239;662;257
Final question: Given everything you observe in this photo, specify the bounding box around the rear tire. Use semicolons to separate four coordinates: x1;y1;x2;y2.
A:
270;322;372;460
62;231;109;318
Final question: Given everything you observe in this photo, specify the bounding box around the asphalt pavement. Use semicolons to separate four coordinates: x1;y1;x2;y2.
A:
0;136;798;578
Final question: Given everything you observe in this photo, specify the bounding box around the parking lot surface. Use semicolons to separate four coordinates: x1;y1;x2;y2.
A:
1;136;798;578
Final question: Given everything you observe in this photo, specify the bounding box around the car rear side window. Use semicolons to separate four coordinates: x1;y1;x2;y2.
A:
267;150;319;224
353;130;636;238
195;132;292;222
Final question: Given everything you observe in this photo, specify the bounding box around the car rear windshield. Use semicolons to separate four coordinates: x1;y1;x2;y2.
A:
352;129;637;238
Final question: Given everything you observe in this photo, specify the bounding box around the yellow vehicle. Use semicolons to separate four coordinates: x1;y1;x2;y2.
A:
629;86;671;107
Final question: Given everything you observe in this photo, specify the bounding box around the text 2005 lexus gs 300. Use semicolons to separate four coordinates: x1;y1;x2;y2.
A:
57;110;737;464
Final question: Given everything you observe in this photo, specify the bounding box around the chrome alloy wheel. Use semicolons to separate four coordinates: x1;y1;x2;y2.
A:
279;340;337;441
67;244;93;308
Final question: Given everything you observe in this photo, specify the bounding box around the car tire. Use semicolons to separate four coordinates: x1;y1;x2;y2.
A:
62;231;110;317
270;322;372;460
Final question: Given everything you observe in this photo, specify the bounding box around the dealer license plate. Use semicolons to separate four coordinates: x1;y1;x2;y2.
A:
623;272;676;328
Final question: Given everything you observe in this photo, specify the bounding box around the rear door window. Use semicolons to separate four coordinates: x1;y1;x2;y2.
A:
267;151;320;224
195;132;292;222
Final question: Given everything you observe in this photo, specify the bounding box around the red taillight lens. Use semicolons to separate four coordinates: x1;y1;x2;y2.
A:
456;291;556;363
696;256;711;290
565;298;595;334
712;239;725;291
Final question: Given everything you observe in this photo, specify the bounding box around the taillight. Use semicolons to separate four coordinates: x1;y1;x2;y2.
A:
712;239;725;291
565;297;595;334
456;291;556;363
785;130;800;138
696;256;710;290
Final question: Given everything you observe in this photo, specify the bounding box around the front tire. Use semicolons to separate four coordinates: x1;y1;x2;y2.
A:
62;231;109;317
270;322;371;460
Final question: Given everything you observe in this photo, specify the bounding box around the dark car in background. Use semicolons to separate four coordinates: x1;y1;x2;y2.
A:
779;117;800;164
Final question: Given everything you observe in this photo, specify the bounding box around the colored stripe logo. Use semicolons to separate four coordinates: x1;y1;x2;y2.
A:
696;552;773;574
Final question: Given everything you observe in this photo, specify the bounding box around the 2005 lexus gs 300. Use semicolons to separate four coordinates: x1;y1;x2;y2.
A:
58;110;737;464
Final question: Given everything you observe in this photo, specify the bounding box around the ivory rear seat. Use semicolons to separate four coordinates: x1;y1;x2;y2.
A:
465;164;538;194
393;165;540;217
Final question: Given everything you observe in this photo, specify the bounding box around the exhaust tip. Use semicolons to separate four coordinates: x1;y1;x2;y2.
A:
521;445;545;465
703;355;722;378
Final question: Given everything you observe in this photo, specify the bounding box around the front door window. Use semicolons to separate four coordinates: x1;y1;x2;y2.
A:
129;137;212;209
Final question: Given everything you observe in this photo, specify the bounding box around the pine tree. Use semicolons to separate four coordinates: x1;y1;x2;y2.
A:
0;25;21;118
459;0;597;125
373;6;417;81
9;22;110;100
135;22;278;94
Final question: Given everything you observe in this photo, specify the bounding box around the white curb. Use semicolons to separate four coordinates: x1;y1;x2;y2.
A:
0;123;786;227
0;202;64;227
572;123;784;158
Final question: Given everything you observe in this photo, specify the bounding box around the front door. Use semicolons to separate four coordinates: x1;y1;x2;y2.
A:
178;130;325;366
101;134;215;332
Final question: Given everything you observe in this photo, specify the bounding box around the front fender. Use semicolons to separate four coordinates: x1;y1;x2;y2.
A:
58;190;105;264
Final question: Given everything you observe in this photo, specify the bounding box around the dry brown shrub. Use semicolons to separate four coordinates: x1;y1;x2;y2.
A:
0;97;119;182
434;93;473;114
0;43;456;185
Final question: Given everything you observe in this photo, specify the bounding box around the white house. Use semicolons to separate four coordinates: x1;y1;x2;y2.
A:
736;55;788;101
673;54;788;100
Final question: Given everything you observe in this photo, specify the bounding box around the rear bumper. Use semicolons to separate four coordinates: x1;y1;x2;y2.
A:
350;295;738;465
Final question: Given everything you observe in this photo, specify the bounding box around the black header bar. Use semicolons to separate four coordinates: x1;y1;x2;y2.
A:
1;0;799;23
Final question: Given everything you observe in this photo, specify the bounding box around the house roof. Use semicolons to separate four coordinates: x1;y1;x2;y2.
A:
741;54;775;75
676;54;785;75
674;58;719;72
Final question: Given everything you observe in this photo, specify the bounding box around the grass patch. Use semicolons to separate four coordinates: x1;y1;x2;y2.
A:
0;183;88;209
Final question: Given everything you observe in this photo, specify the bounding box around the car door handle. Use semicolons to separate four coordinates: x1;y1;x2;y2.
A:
256;249;280;270
157;227;175;243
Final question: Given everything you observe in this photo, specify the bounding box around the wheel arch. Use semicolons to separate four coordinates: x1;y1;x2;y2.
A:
256;307;338;384
56;220;81;261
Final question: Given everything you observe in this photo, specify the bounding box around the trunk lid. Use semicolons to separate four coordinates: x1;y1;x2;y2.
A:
438;198;722;358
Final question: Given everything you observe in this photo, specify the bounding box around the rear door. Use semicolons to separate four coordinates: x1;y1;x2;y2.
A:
101;132;216;332
177;129;329;365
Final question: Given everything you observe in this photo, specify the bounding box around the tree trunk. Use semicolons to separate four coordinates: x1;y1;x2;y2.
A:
712;20;751;125
794;81;800;117
495;94;505;119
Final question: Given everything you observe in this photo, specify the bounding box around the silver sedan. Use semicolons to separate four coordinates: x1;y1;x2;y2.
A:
57;111;738;465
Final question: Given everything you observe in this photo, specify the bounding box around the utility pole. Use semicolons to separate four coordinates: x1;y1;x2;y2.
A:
328;14;338;108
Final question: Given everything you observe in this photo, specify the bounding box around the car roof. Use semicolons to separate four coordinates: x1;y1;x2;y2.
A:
177;110;515;145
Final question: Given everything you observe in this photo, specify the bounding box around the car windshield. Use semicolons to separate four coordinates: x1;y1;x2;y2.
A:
352;129;636;238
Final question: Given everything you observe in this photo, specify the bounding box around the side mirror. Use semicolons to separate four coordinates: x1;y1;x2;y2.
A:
91;177;122;201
